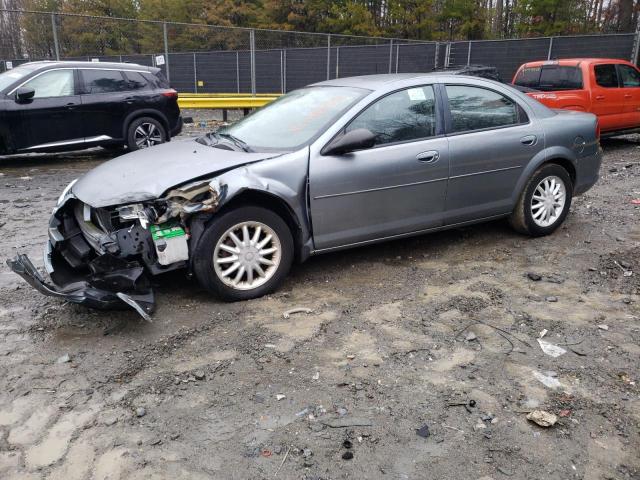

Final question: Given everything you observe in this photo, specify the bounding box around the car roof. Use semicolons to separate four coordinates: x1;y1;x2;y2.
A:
519;58;633;68
19;60;156;72
312;72;486;89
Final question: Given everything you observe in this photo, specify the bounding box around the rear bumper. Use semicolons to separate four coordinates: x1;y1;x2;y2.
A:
170;116;183;138
574;146;602;196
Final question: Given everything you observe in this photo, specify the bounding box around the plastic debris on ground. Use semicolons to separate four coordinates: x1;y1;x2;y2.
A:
537;339;567;357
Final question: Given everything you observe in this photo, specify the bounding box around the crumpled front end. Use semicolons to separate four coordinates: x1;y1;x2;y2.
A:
7;176;225;319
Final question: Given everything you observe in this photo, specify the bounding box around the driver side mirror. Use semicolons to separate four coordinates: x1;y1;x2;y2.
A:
15;87;35;103
323;128;376;156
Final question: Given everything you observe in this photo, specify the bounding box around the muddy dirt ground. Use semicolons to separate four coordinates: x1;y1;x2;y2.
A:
0;131;638;480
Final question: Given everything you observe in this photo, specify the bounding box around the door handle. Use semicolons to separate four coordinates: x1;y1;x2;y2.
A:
65;102;77;110
595;95;605;100
520;135;537;146
624;94;633;98
416;150;439;163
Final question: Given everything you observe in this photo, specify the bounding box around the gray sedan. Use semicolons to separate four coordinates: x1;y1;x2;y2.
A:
8;73;601;319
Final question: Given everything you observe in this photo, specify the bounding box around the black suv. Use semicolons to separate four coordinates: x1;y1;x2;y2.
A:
0;61;182;155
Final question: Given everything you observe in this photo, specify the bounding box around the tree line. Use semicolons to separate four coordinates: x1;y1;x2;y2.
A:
1;0;638;59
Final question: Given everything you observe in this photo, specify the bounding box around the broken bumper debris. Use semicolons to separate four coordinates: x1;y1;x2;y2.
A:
7;250;155;321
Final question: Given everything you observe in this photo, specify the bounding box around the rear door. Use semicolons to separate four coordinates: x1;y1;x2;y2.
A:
309;85;449;250
6;68;82;151
591;63;627;131
616;63;640;128
77;68;133;142
443;83;544;224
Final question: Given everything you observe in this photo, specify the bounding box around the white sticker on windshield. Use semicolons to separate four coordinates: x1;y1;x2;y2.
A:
407;87;426;101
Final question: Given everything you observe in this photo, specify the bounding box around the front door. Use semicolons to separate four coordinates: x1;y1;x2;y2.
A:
443;84;545;224
7;68;82;151
309;85;449;250
616;63;640;128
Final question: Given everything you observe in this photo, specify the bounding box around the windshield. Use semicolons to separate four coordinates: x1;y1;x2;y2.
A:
0;64;41;93
216;86;370;151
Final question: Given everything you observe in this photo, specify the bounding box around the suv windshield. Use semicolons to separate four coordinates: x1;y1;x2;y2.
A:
0;64;42;92
514;65;583;91
214;86;369;151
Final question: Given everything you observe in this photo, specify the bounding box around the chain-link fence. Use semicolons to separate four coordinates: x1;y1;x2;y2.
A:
1;10;638;94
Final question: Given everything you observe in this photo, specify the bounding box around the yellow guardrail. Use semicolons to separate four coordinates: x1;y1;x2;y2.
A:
177;93;280;109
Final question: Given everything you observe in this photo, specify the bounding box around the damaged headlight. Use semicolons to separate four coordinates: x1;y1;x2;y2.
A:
117;203;155;229
56;179;78;207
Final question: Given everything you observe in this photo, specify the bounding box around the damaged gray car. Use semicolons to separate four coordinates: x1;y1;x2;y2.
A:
7;74;601;319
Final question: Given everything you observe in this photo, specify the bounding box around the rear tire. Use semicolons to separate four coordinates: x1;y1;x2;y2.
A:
126;117;166;151
193;206;294;301
509;163;573;236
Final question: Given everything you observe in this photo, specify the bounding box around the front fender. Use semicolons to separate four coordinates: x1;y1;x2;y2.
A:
511;146;577;204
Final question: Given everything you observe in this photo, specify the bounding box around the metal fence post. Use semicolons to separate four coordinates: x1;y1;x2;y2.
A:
335;46;340;78
632;15;640;64
547;37;554;60
162;22;170;83
395;43;399;73
51;13;60;60
388;39;394;73
249;29;256;97
326;34;331;80
434;42;439;70
236;51;240;93
283;49;287;93
467;41;472;65
193;52;198;93
280;49;284;94
445;42;451;68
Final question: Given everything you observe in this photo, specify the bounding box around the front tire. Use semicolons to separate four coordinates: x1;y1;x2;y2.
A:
127;117;166;151
193;206;294;301
509;164;573;236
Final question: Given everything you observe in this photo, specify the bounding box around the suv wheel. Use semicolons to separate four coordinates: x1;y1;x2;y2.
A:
509;163;573;236
193;206;294;301
127;117;166;151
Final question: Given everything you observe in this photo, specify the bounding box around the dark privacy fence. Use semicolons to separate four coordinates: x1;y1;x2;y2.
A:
0;9;636;94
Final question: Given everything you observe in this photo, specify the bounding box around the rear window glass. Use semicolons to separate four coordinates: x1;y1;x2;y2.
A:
124;71;150;90
81;69;128;93
514;65;582;91
594;64;619;88
142;71;170;89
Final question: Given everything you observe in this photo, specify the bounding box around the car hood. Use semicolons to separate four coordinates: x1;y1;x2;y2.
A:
73;139;281;207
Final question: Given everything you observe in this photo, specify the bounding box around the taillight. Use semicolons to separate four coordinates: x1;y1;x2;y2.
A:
161;89;178;98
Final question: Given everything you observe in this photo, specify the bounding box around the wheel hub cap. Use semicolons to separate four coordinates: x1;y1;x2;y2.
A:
531;175;566;228
213;221;281;290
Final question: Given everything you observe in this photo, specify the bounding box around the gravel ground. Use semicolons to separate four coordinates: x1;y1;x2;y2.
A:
0;129;638;480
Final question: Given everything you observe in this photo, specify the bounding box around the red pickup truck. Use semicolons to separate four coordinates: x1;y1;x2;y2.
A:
512;58;640;136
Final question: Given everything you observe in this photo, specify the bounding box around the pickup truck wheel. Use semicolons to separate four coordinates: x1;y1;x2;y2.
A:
127;117;166;151
509;164;573;236
193;206;294;301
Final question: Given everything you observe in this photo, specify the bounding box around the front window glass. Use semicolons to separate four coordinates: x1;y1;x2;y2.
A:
618;65;640;87
81;69;128;93
446;85;519;133
0;64;41;92
23;69;75;98
217;86;369;151
346;86;436;146
594;64;619;88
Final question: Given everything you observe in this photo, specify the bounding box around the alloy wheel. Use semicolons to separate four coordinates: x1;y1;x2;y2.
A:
134;122;163;148
213;221;282;290
530;175;566;228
